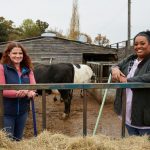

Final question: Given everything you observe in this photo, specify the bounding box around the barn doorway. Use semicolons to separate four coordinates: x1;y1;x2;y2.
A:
82;53;117;63
0;53;2;60
83;53;118;83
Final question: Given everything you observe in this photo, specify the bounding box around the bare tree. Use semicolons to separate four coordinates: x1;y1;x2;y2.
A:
68;0;80;40
47;28;66;38
94;34;109;46
79;33;92;44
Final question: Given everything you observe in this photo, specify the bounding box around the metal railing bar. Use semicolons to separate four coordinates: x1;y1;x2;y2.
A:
0;82;150;90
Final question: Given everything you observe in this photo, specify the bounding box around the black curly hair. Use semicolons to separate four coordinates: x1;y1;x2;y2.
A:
134;30;150;43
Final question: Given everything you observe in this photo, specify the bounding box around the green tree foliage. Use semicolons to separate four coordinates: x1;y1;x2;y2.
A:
0;23;8;42
0;16;14;42
94;34;109;46
20;19;40;38
20;19;49;38
0;17;49;42
8;27;24;41
36;20;49;33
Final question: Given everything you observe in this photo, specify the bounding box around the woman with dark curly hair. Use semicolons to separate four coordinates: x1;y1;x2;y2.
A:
0;41;36;141
111;30;150;136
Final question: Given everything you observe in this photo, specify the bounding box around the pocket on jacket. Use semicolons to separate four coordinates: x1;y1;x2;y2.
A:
144;108;150;126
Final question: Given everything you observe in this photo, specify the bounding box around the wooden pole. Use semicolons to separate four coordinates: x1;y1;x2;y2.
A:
0;90;4;129
42;90;46;130
83;89;87;136
122;89;126;138
127;0;131;56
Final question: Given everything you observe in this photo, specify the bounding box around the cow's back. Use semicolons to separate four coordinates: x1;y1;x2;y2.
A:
34;63;74;83
73;64;93;83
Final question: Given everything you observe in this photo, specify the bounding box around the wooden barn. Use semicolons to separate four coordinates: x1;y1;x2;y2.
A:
0;36;118;64
0;36;120;104
0;36;118;84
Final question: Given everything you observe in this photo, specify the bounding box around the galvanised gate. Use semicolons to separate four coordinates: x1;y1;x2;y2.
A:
0;83;149;138
87;61;117;83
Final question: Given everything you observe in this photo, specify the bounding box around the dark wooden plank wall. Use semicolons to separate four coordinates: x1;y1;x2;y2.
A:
0;37;117;64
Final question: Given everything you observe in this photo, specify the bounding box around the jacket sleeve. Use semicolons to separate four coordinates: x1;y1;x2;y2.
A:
127;72;150;82
110;57;129;73
0;64;17;98
29;70;36;84
127;63;150;82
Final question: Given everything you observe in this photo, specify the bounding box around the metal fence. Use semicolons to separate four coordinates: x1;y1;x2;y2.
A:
108;39;134;49
0;83;150;137
87;61;117;83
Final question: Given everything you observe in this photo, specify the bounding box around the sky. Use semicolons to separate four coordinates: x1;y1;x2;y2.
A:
0;0;150;44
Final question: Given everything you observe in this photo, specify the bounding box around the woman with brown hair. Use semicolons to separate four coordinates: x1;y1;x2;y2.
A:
0;41;36;140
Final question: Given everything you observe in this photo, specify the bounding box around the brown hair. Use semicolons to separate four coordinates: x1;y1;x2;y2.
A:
1;41;33;69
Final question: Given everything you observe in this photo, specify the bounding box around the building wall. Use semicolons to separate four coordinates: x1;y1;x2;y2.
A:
117;47;134;61
0;36;118;64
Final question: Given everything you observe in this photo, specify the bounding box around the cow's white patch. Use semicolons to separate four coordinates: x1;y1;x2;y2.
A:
73;64;93;83
52;89;60;95
52;89;61;101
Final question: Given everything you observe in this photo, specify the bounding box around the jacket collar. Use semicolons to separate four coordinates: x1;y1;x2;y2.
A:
127;54;150;66
4;64;30;74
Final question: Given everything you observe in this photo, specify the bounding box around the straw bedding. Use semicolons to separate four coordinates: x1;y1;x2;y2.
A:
0;130;149;150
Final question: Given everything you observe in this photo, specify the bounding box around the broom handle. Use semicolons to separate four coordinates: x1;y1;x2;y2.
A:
31;98;37;137
93;74;111;135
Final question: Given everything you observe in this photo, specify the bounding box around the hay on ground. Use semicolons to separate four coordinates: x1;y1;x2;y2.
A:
0;130;149;150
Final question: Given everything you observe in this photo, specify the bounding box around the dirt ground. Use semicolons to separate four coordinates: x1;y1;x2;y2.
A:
24;89;123;139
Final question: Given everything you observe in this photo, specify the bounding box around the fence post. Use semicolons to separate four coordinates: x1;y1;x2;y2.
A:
83;89;87;136
42;90;46;130
100;64;103;83
0;90;4;129
122;89;126;138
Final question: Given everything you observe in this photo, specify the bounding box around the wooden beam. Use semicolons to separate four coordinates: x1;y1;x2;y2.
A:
0;90;4;129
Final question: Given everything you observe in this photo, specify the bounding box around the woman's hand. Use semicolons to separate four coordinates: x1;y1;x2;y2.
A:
111;67;126;82
16;90;37;99
27;90;37;99
16;90;29;97
119;76;127;83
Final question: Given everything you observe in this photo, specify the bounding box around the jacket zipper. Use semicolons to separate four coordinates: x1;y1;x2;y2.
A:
6;65;28;115
17;74;22;115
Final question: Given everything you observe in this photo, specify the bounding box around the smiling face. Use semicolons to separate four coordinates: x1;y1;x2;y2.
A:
8;47;23;66
134;35;150;60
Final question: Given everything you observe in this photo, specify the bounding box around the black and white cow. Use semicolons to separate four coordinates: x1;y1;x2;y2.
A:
34;63;93;119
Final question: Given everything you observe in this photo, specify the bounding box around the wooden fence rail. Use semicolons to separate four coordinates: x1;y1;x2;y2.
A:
0;83;150;137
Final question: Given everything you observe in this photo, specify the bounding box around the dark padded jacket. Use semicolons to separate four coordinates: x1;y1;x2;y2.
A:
113;54;150;126
3;64;30;116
